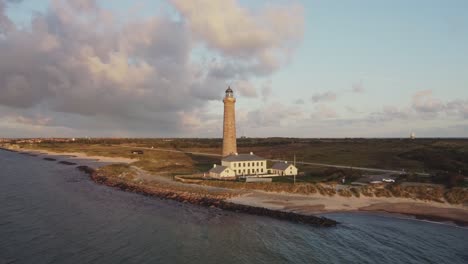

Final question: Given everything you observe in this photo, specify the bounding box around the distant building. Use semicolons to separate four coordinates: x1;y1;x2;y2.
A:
221;152;267;176
209;164;236;179
131;150;144;155
271;161;298;176
410;132;416;139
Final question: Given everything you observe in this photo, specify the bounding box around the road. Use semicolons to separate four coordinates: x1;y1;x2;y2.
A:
119;145;430;176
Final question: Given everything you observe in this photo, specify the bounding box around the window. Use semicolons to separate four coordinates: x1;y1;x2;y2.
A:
261;169;263;173
256;162;259;166
247;162;250;167
233;163;236;168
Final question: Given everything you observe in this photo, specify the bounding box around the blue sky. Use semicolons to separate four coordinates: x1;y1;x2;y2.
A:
1;0;467;137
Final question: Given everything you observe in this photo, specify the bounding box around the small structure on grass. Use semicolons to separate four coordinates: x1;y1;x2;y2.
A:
209;164;236;179
270;161;298;176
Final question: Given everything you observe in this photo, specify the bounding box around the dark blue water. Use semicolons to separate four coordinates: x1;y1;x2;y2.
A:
1;150;467;264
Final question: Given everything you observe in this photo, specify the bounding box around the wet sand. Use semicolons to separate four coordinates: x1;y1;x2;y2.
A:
359;203;468;225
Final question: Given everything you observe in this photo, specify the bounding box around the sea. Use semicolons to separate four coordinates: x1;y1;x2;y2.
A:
0;150;467;264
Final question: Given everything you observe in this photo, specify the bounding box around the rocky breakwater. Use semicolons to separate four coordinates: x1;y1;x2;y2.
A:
76;166;338;227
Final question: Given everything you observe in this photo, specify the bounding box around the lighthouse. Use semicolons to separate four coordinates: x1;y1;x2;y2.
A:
222;87;237;156
208;86;298;179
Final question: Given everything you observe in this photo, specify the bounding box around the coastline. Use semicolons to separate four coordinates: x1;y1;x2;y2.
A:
2;147;467;226
227;191;468;226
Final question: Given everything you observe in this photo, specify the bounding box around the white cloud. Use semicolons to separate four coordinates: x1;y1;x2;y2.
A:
170;0;304;75
234;79;257;98
0;0;305;136
411;90;444;114
312;104;338;119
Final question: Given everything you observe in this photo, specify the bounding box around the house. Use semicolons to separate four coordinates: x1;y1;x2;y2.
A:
221;152;268;176
131;150;144;155
270;161;298;176
209;164;236;179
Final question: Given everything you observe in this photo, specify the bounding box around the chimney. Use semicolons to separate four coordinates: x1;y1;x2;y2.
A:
250;152;253;155
284;161;288;163
213;164;217;168
235;152;238;156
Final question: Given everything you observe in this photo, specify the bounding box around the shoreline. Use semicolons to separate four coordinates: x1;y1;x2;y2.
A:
2;147;467;226
79;165;337;227
227;190;468;226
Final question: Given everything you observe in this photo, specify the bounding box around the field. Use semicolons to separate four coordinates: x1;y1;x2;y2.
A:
9;137;468;187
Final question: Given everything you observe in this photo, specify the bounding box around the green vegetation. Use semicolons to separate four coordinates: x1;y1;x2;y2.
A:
24;142;220;177
97;164;136;181
17;137;468;187
194;180;468;204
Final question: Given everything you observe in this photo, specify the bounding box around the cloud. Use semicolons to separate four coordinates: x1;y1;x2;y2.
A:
260;80;273;100
234;80;257;98
0;0;305;136
411;90;444;114
446;99;468;119
0;109;53;127
245;102;304;127
411;90;468;119
364;90;468;124
367;106;410;123
312;104;338;119
170;0;304;76
311;91;337;103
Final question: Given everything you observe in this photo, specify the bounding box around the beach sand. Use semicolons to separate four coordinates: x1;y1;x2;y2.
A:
1;147;135;169
228;191;468;225
18;148;135;166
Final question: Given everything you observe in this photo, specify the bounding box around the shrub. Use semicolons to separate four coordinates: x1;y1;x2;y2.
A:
374;188;392;198
444;188;468;204
338;189;352;197
350;187;361;197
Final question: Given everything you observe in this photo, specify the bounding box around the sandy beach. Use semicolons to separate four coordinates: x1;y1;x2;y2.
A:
16;148;135;167
228;191;468;225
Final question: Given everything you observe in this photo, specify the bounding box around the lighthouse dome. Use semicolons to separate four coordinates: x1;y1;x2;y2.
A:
225;86;234;97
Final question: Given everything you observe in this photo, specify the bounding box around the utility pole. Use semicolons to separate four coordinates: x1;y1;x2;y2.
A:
293;154;296;184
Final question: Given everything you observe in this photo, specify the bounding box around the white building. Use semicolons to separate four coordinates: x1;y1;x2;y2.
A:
208;164;236;179
221;152;267;176
270;161;298;176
